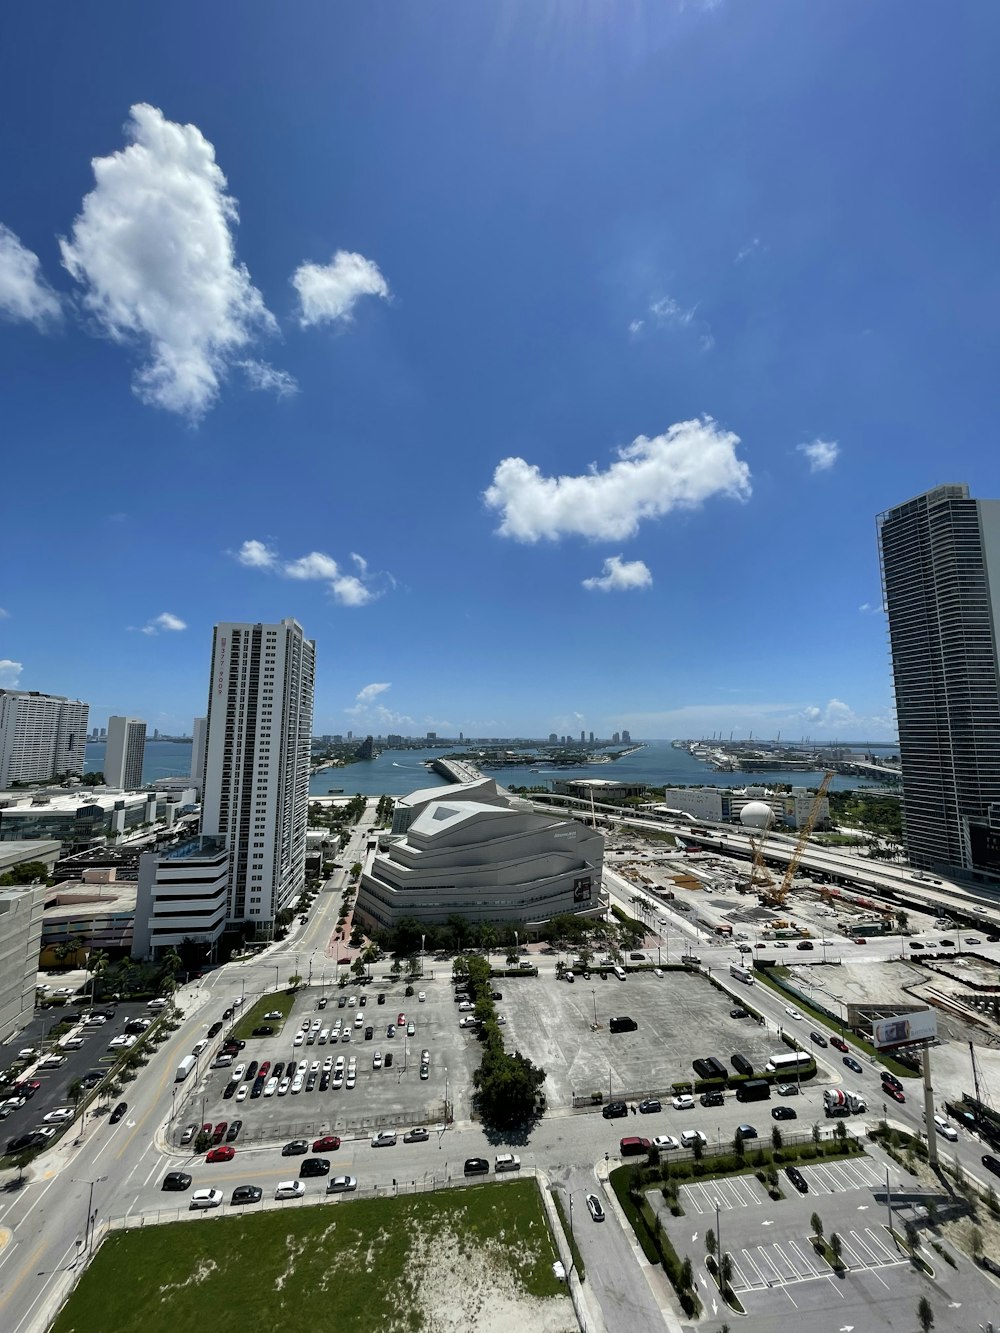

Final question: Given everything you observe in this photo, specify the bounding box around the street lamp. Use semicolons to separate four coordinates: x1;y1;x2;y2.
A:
592;989;597;1026
421;934;425;980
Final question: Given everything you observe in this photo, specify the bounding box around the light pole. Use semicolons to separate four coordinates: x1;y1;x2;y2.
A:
715;1197;723;1283
592;989;597;1026
568;1193;575;1276
273;965;279;992
514;930;519;958
444;1068;450;1124
420;934;425;980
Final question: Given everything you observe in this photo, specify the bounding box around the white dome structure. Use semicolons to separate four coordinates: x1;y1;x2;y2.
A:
740;800;774;829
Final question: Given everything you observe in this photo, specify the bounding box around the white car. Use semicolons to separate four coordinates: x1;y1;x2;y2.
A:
231;1064;245;1082
495;1154;521;1172
323;1056;334;1072
264;1010;282;1020
190;1189;224;1209
310;1060;320;1073
335;1055;345;1070
421;1049;430;1064
17;1048;38;1060
652;1135;680;1151
275;1180;305;1200
278;1078;290;1096
354;1015;364;1029
406;1021;415;1036
332;1072;344;1089
348;996;357;1008
671;1094;695;1110
236;1084;249;1102
293;1033;305;1046
327;1174;357;1193
680;1129;708;1149
372;1130;397;1147
42;1107;74;1123
785;1006;802;1020
291;1075;304;1094
418;991;426;1002
653;968;663;978
264;1077;278;1097
458;1001;475;1012
373;1051;383;1069
108;1034;135;1050
933;1114;959;1141
346;1072;356;1089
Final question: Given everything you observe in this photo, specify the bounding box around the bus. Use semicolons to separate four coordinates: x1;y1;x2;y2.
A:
765;1051;812;1074
730;964;754;984
175;1055;197;1082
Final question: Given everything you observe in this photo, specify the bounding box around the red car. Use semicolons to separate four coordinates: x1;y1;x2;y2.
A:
312;1135;342;1152
397;1013;406;1026
206;1145;235;1162
852;937;868;945
885;1087;905;1104
212;1122;228;1143
201;1121;213;1135
830;1037;849;1053
258;1061;271;1078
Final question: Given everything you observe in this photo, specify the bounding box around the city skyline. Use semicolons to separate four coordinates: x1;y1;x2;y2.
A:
2;5;998;742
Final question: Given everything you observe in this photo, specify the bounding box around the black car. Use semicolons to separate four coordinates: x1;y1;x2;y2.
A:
772;1105;797;1120
252;1025;275;1037
729;1007;749;1019
162;1171;192;1191
231;1184;263;1205
338;996;348;1008
282;1139;309;1156
360;996;367;1007
364;1026;373;1040
222;1008;234;1020
319;1073;330;1090
245;1061;259;1081
250;1077;265;1098
982;1154;1000;1179
223;1039;246;1052
796;941;814;951
809;1031;828;1047
492;991;503;1001
786;1165;808;1192
700;1090;725;1107
300;1157;331;1177
377;993;386;1005
81;1071;104;1088
6;1131;47;1154
638;1098;662;1114
735;1124;757;1140
464;1157;490;1175
843;1056;863;1074
384;1052;394;1068
226;1120;242;1142
208;1022;224;1038
602;1100;628;1120
110;1101;128;1124
222;1081;237;1100
881;1072;903;1092
318;997;328;1010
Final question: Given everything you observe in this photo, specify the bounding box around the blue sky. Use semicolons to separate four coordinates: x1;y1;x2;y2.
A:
2;1;998;742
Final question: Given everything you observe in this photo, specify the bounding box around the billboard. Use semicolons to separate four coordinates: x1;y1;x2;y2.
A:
573;876;592;903
872;1009;937;1050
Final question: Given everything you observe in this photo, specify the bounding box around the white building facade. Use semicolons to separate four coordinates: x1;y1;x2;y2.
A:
356;778;605;930
132;835;229;959
0;883;45;1041
104;715;146;789
0;690;89;786
190;716;207;796
200;619;315;925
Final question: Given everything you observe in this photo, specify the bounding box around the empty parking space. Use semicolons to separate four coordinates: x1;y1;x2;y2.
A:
797;1158;884;1194
681;1174;768;1213
729;1225;904;1303
498;970;794;1107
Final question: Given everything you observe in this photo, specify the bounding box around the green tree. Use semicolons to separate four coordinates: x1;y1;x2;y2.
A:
830;1233;843;1268
478;923;498;961
0;859;51;887
679;1256;693;1290
968;1225;983;1261
475;1049;545;1129
810;1212;824;1242
287;973;303;990
11;1149;34;1183
719;1252;733;1288
834;1119;847;1142
771;1126;783;1151
917;1297;934;1333
390;958;403;978
811;1121;821;1144
705;1227;717;1258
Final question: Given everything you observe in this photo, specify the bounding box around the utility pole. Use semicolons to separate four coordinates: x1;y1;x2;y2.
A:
922;1044;938;1167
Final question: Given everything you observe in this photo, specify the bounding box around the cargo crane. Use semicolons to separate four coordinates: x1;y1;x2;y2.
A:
759;770;835;908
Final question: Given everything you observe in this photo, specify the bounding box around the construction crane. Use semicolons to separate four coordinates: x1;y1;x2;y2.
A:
760;770;835;907
746;817;776;889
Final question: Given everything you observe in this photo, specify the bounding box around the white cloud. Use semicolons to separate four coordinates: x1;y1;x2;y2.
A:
485;416;751;543
649;295;694;326
631;293;713;351
582;555;653;593
236;539;278;569
628;318;644;337
60;103;282;419
0;224;62;326
235;539;385;607
292;249;390;327
355;683;391;705
798;438;840;473
735;236;761;263
0;659;23;686
139;611;187;636
239;360;298;398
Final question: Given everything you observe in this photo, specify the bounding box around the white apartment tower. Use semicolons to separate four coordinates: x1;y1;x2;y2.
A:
190;716;208;796
104;715;146;789
0;690;89;787
200;619;315;924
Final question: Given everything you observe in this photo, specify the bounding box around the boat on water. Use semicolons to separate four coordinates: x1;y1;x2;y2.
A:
327;788;344;794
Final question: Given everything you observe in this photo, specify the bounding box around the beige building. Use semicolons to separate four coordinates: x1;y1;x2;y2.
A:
0;883;45;1042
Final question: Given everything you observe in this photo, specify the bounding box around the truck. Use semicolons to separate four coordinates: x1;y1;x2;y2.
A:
175;1055;197;1083
824;1088;867;1117
730;964;754;984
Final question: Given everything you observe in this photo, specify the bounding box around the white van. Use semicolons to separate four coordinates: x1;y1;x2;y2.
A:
147;998;168;1011
612;965;627;981
518;960;534;971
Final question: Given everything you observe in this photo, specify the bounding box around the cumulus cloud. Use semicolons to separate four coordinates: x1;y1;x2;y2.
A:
59;103;283;419
0;224;62;326
485;417;751;543
798;438;840;473
139;612;187;636
355;683;391;705
582;555;653;593
0;659;23;686
292;250;389;327
235;539;387;607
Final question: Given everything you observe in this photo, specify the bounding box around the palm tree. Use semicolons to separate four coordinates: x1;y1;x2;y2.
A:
895;909;909;957
479;924;498;964
361;943;379;980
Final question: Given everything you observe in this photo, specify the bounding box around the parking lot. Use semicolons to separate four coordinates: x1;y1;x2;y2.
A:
497;968;796;1105
171;976;477;1146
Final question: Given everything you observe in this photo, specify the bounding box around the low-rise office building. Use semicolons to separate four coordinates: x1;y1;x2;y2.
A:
41;872;137;959
0;883;45;1041
0;839;61;881
647;785;830;830
551;778;649;802
131;835;229;960
355;778;605;931
0;788;195;852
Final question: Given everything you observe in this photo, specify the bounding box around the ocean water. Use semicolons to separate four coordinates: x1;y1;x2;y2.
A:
84;739;894;799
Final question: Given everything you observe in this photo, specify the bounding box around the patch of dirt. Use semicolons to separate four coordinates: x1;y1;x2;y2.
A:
158;1256;218;1295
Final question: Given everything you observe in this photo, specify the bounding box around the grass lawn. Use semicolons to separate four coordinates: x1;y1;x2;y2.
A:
230;989;297;1041
52;1180;566;1333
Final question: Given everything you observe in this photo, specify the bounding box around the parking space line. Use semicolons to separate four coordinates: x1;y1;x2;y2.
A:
755;1245;786;1284
680;1186;704;1214
786;1239;819;1278
737;1249;769;1289
730;1254;759;1291
863;1227;900;1264
806;1164;838;1192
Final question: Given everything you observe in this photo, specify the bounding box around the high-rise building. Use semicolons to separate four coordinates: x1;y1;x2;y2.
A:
200;619;315;923
878;484;1000;881
99;727;106;739
548;733;558;744
589;731;595;744
0;883;45;1040
191;716;207;796
622;729;631;743
104;715;146;789
580;730;586;744
612;731;621;744
0;690;89;787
